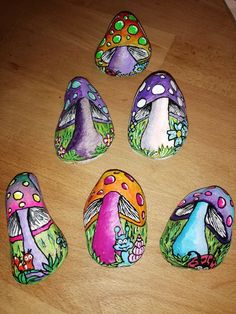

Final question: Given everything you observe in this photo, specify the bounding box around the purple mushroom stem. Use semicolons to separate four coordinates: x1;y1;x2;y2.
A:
17;209;48;270
140;97;174;150
66;98;102;158
92;191;123;264
108;46;136;75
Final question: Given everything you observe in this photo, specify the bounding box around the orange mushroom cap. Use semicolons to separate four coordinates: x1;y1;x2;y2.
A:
95;11;151;68
83;169;147;229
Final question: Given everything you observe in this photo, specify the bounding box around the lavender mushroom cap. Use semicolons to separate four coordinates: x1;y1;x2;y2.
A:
130;71;187;122
57;76;112;129
171;186;234;244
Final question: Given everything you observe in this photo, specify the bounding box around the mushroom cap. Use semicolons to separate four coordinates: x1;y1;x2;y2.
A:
83;169;146;229
171;186;234;243
56;76;112;130
6;172;45;219
95;11;151;68
130;71;187;123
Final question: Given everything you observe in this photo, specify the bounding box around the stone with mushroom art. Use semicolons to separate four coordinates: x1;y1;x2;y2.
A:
55;77;114;162
95;11;151;77
160;186;234;270
128;71;188;159
83;169;147;267
6;173;68;284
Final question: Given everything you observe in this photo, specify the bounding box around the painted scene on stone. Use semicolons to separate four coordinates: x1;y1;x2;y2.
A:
95;11;151;77
160;186;234;270
128;71;188;159
55;77;114;162
6;173;68;284
83;170;147;267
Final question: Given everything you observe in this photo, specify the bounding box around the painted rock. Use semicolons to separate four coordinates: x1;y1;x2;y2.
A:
160;186;234;270
55;77;114;162
95;11;151;77
83;169;147;267
6;173;68;284
128;71;188;159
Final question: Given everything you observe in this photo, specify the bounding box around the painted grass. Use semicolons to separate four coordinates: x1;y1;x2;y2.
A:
11;224;68;284
128;118;178;159
55;121;113;162
85;218;147;267
160;218;231;268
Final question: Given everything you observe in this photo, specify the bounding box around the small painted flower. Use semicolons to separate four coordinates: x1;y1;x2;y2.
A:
58;146;66;157
110;128;114;134
55;136;62;146
56;233;67;249
128;122;136;133
103;134;113;147
133;62;148;73
167;122;188;147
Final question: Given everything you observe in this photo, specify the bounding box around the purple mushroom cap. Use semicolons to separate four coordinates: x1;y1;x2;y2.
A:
130;71;187;123
171;186;234;244
56;77;112;130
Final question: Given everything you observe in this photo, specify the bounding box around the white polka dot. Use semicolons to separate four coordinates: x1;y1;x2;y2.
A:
147;86;151;91
132;111;136;116
160;75;165;78
169;88;174;94
152;84;165;95
170;80;177;91
177;97;183;106
137;98;147;108
139;82;146;92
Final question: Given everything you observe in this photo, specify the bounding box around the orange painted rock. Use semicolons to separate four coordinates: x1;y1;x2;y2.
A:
83;169;147;267
95;11;151;77
6;172;68;284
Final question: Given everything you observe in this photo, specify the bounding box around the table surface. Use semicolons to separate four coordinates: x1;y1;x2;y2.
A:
0;1;235;313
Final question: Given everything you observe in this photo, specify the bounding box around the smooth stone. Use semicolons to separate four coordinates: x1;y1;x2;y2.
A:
95;11;152;77
160;186;234;270
83;169;147;267
55;77;114;162
128;71;188;159
6;172;68;284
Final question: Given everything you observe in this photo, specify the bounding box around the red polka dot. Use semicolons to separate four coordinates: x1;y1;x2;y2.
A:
218;197;226;209
226;215;233;227
136;193;144;206
124;173;134;182
205;191;212;196
104;175;116;185
141;211;145;219
121;183;128;190
230;199;234;207
97;189;104;195
178;199;186;207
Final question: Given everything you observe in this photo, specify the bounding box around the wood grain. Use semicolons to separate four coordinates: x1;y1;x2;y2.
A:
0;0;236;313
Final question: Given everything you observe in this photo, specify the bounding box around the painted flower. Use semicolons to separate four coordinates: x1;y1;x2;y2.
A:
110;127;114;134
167;122;188;147
128;122;137;133
55;136;62;146
56;232;67;249
133;62;148;73
58;146;66;157
103;134;113;147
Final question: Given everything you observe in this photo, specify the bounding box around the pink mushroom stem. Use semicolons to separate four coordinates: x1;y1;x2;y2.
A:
92;191;123;264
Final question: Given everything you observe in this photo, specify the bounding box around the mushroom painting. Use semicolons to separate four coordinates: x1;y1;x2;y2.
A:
83;169;147;267
55;77;114;162
6;173;68;284
128;71;188;159
160;186;234;270
95;11;151;77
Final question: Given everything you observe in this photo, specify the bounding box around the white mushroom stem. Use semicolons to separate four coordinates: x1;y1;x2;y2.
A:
141;97;173;151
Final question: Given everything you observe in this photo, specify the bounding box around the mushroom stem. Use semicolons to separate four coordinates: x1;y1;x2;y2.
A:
17;209;48;270
141;97;174;151
173;202;209;258
67;98;102;158
92;191;123;264
108;46;136;75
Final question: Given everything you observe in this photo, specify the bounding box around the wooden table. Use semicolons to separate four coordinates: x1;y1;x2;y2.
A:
0;1;235;313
